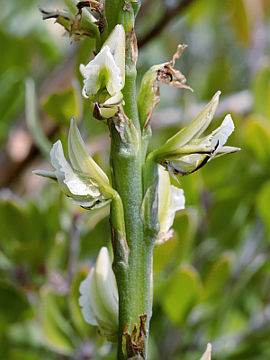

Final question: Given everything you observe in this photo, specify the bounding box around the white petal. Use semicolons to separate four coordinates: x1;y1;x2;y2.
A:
50;140;100;198
200;343;212;360
103;24;125;86
80;46;123;99
157;166;185;244
158;165;171;227
211;114;235;149
94;247;119;320
87;248;118;330
79;269;98;326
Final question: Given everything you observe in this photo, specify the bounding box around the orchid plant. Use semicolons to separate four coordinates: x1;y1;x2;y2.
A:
36;1;239;359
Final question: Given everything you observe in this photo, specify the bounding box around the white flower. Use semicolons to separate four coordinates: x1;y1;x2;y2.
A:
154;91;240;176
79;247;119;340
34;118;113;209
80;24;125;119
157;165;185;244
200;343;212;360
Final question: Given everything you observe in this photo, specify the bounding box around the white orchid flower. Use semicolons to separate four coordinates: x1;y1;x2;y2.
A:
80;24;125;119
157;165;185;245
200;343;212;360
79;247;119;340
34;118;113;209
154;91;240;176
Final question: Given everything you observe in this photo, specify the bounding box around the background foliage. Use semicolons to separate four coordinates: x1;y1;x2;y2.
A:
0;0;270;359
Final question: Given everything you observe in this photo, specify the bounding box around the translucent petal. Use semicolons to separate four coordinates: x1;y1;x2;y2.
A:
210;114;235;149
79;269;98;326
158;166;171;227
157;166;185;244
80;45;123;99
94;247;119;323
103;24;125;86
200;343;212;360
80;247;118;333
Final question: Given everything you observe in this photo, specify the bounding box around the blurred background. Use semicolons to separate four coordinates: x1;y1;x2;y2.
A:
0;0;270;359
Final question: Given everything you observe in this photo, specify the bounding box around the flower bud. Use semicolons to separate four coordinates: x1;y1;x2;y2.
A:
34;118;113;209
157;166;185;244
79;247;118;341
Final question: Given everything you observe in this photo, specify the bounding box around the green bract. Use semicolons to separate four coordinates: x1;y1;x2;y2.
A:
80;24;125;119
34;118;114;209
79;247;119;341
138;44;192;129
152;92;240;176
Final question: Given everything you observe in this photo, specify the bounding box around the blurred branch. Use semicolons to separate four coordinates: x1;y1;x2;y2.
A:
138;0;195;47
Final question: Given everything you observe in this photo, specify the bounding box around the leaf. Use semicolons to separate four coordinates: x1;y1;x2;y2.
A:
256;180;270;233
41;291;77;355
228;0;250;46
0;281;32;325
42;86;81;125
160;264;201;325
200;253;234;302
243;115;270;166
68;268;90;337
25;78;51;157
253;66;270;120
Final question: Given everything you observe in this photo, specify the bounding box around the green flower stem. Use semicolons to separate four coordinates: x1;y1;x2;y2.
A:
109;28;155;359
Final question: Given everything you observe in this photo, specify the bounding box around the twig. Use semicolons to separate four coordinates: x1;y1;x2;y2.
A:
138;0;195;48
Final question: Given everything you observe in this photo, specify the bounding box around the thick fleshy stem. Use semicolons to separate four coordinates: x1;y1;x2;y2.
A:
109;25;156;360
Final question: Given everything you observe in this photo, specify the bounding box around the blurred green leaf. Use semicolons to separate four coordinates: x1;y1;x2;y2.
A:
256;180;270;233
200;253;234;302
0;281;32;326
25;78;51;157
228;0;250;45
253;66;270;120
41;290;77;355
159;265;201;325
42;86;82;125
243;115;270;166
